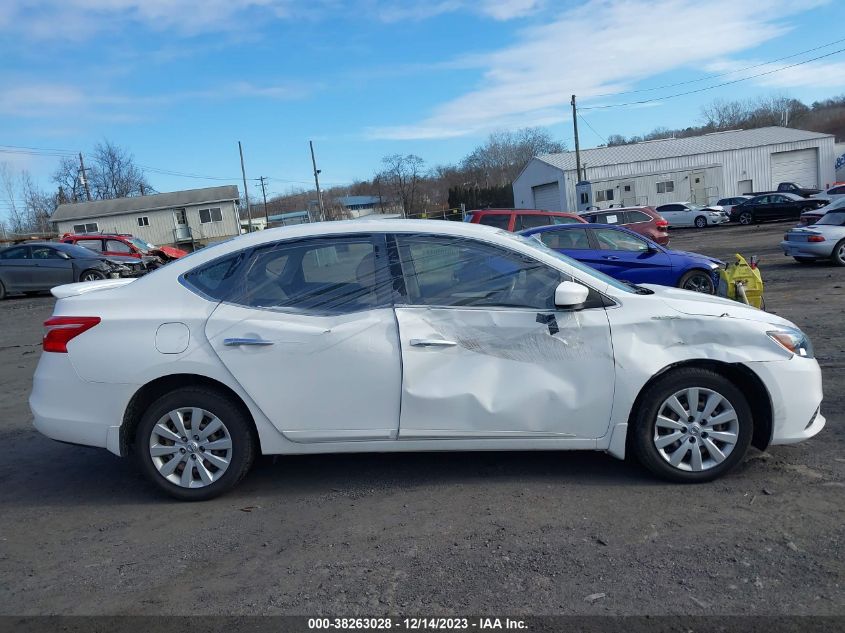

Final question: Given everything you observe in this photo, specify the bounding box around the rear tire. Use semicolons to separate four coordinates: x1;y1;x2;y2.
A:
630;368;753;483
678;269;715;294
79;269;106;282
694;216;707;228
832;239;845;267
134;387;256;501
738;211;753;225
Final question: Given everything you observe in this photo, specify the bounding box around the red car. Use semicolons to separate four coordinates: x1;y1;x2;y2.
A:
61;233;188;263
464;209;586;232
578;206;670;245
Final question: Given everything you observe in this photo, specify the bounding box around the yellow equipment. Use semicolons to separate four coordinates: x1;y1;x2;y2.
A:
717;254;765;309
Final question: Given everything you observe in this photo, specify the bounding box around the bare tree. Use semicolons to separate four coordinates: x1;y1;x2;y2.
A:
52;140;152;201
0;163;26;233
379;154;425;216
460;127;566;187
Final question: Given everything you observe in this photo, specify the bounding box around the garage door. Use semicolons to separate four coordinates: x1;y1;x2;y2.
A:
771;149;819;189
532;182;561;211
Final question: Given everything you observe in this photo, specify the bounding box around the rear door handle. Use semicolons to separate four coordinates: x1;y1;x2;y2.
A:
410;338;457;347
223;337;274;346
602;256;619;261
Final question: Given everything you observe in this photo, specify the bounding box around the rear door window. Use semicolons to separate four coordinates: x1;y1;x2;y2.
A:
477;214;511;230
594;229;650;252
0;246;30;259
516;214;555;230
538;228;591;250
626;210;652;223
105;239;133;254
75;239;104;252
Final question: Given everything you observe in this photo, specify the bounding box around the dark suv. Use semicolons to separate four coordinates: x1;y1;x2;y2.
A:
464;209;586;232
579;206;669;245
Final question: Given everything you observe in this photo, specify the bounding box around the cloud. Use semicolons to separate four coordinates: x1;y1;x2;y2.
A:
367;0;826;140
704;56;845;90
375;0;542;22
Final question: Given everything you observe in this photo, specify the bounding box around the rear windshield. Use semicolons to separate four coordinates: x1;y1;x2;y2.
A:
817;211;845;226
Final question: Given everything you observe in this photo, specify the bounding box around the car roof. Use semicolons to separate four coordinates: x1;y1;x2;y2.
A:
469;208;578;215
583;206;655;214
519;222;639;235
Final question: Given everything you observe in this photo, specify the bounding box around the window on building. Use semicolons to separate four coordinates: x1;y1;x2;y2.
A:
595;190;605;202
199;207;223;223
72;222;99;234
605;189;614;201
594;189;614;202
579;192;589;205
656;181;675;194
137;216;150;227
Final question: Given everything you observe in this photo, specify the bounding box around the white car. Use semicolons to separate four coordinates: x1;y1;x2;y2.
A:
716;196;753;218
654;202;730;228
30;220;824;500
782;208;845;265
811;184;845;202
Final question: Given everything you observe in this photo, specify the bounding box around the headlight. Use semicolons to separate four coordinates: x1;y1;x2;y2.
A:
767;327;814;358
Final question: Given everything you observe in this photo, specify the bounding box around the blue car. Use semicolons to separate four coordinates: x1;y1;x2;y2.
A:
519;223;723;294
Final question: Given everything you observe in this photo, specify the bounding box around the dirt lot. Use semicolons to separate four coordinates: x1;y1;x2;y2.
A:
0;221;843;617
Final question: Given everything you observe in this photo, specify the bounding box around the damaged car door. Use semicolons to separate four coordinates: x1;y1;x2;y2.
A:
203;234;402;442
392;234;615;440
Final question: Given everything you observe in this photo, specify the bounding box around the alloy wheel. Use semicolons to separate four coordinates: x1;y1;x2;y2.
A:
739;213;752;225
682;273;714;294
148;407;233;488
653;388;739;472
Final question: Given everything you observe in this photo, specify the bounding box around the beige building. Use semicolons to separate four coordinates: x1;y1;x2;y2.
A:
51;185;241;249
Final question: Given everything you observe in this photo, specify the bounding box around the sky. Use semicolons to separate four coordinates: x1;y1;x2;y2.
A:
1;0;844;203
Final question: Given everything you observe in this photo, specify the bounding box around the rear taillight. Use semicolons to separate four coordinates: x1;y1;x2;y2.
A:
43;317;101;353
808;235;826;243
655;220;668;228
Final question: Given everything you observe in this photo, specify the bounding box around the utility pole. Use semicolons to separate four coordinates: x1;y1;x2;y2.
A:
571;95;582;182
78;153;92;201
238;141;253;233
310;140;325;221
256;176;270;226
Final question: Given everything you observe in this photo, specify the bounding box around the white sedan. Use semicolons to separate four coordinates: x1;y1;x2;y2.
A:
655;202;730;228
30;220;824;500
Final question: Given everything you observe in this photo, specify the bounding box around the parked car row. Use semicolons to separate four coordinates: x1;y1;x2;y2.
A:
781;207;845;266
0;233;188;300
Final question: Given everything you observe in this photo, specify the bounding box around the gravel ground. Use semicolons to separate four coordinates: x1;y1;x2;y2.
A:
0;221;843;616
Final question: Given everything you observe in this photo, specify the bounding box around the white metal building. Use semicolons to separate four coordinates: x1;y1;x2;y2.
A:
513;127;837;212
52;186;241;248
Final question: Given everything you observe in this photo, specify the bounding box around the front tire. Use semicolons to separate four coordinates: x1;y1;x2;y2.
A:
694;216;707;228
80;269;106;282
630;368;753;482
678;269;715;294
135;387;256;501
738;211;753;225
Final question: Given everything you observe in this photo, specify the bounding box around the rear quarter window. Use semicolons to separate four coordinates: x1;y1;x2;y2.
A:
477;214;511;230
181;253;245;300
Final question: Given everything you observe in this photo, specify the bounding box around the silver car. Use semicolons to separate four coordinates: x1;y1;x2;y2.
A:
781;209;845;265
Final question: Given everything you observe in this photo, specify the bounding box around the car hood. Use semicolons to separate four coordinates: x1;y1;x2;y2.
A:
153;245;188;258
640;284;794;328
667;250;723;266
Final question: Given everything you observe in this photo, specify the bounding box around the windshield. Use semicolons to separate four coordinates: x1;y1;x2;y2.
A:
503;231;637;294
130;237;155;251
817;211;845;226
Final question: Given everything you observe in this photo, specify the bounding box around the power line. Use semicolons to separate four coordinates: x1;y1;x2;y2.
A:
578;113;608;145
580;47;845;111
589;36;845;99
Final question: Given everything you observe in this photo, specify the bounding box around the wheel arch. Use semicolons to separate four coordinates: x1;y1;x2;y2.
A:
120;373;259;457
624;359;773;454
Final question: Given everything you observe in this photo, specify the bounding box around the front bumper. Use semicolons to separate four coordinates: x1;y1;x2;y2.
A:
30;353;136;456
745;356;825;445
779;240;832;259
709;215;730;225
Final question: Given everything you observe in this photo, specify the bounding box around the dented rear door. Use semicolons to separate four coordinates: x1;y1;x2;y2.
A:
392;234;616;440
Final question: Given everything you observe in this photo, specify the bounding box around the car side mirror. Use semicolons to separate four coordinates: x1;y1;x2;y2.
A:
554;280;589;310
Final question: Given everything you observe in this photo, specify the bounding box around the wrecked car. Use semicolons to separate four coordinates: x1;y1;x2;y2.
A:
31;220;824;500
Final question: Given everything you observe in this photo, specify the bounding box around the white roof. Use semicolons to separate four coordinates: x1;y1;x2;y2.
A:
537;126;833;173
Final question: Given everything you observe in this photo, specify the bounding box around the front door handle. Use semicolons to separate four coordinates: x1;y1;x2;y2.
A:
602;256;619;261
223;337;274;347
410;338;457;348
